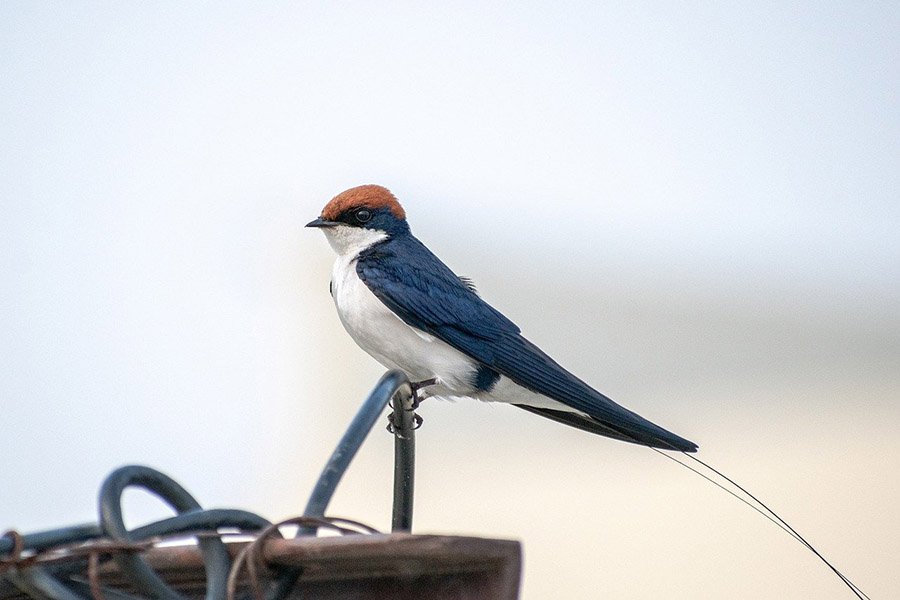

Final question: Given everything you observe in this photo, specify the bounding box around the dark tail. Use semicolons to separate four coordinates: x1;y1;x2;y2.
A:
514;405;698;452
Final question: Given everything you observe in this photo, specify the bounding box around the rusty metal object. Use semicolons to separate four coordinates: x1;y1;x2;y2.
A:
1;535;521;600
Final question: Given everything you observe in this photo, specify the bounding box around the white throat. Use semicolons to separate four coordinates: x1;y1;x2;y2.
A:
321;224;388;257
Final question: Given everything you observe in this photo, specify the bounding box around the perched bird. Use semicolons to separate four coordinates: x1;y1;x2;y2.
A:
307;185;697;452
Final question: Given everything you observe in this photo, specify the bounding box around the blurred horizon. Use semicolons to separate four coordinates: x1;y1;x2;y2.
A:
2;3;897;598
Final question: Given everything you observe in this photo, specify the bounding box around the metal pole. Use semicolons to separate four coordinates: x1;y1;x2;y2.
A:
302;370;410;520
268;370;415;600
391;383;417;532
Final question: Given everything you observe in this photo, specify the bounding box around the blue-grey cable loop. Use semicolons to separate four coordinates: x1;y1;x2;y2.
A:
2;370;420;600
99;466;231;600
1;466;273;600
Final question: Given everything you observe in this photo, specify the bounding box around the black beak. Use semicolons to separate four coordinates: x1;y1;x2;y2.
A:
306;217;338;228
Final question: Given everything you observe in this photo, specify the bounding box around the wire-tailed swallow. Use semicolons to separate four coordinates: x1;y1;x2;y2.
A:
307;185;697;452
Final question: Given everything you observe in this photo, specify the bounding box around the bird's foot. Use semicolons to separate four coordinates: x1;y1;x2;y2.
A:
385;377;435;433
409;377;438;409
386;411;424;434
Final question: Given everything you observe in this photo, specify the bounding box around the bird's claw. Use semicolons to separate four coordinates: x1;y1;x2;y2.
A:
386;411;423;434
385;377;434;433
409;377;437;408
409;377;437;393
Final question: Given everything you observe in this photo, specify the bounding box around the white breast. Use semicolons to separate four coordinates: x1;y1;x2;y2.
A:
320;224;578;413
326;234;478;395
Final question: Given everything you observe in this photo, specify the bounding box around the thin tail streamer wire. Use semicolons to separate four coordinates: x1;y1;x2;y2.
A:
651;448;870;600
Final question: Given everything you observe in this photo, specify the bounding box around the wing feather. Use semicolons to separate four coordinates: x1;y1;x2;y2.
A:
356;236;697;452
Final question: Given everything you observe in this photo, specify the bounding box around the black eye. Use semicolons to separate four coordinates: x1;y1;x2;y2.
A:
354;208;372;224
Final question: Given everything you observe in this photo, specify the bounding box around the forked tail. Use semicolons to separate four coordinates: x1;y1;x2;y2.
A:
657;450;871;600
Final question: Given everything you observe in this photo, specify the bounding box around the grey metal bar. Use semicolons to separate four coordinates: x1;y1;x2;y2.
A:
391;383;416;532
301;369;411;520
266;370;415;600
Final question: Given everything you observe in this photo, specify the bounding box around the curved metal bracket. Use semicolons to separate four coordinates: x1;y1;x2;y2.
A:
301;370;416;531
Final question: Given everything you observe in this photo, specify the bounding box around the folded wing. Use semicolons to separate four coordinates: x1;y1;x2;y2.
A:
356;236;698;452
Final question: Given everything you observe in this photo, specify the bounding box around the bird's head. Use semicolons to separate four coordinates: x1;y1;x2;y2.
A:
306;184;409;255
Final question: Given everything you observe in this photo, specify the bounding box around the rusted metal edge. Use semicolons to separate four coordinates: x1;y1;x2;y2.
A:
1;535;522;600
99;536;514;582
100;535;518;578
267;534;520;582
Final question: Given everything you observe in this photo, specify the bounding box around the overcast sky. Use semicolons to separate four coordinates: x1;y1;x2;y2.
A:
2;3;898;599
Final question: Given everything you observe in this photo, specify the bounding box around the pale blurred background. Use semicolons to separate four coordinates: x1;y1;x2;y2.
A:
2;3;898;599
